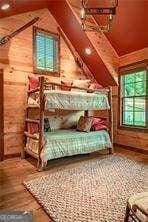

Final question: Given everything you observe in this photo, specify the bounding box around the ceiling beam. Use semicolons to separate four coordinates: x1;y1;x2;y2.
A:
47;0;117;86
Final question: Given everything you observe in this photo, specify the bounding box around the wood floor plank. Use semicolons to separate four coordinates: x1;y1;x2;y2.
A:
33;208;52;222
0;146;147;222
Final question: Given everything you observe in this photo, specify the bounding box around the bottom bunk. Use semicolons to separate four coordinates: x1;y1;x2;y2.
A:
25;129;112;167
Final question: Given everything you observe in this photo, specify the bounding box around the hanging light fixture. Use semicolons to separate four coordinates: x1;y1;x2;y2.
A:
81;0;118;33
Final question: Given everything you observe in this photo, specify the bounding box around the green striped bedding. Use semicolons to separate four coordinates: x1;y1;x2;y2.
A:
26;130;112;165
45;90;110;110
41;130;112;163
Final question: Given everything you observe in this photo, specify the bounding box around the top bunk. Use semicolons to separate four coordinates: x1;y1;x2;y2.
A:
44;89;110;110
27;76;111;111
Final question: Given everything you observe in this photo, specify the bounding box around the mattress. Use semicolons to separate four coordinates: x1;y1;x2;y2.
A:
44;90;110;110
26;130;112;164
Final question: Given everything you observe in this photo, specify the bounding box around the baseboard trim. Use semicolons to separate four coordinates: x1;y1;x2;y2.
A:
114;143;148;155
4;153;21;160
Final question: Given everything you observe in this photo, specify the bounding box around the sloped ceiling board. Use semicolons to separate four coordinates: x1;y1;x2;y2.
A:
99;0;148;55
58;27;97;83
47;0;117;86
67;1;119;84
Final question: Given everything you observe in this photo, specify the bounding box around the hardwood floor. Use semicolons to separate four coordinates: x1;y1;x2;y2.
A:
0;146;147;222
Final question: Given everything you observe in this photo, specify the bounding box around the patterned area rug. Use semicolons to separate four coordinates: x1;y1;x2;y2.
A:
24;155;145;222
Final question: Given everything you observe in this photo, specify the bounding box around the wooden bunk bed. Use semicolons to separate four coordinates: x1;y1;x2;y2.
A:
23;76;113;170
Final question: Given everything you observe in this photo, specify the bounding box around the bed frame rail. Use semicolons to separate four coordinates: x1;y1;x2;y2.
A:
44;79;109;94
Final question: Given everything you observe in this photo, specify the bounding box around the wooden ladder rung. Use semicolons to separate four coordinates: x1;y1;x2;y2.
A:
26;105;40;109
93;116;109;119
26;118;40;124
24;132;39;140
28;87;40;94
24;147;38;159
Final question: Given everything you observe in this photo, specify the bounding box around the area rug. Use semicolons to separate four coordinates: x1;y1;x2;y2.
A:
24;155;145;222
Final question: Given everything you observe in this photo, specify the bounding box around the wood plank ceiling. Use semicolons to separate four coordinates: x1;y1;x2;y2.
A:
68;0;148;56
97;0;148;56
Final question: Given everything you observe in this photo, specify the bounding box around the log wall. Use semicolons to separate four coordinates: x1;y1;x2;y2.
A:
0;9;86;156
0;69;4;160
0;7;147;157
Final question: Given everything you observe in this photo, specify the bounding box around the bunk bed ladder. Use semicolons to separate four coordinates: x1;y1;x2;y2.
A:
22;82;29;159
23;76;45;170
37;76;45;170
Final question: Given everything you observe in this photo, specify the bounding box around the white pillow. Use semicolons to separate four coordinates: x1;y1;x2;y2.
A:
72;79;91;91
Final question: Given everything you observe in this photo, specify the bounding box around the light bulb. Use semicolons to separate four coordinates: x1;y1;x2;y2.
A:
85;48;91;55
1;3;10;10
81;8;85;19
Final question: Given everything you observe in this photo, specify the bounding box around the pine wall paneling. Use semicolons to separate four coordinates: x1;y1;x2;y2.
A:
0;7;147;156
0;9;86;156
0;69;4;160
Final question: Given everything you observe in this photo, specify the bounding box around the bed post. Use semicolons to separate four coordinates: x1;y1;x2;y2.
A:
38;76;45;170
84;110;89;117
108;87;113;154
0;69;4;161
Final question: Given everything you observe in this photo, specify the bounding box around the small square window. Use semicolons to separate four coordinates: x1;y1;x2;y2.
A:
33;27;60;76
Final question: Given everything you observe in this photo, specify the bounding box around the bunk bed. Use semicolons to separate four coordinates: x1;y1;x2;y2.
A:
23;76;113;170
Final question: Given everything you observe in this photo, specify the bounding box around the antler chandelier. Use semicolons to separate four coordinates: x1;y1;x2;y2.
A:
81;0;118;33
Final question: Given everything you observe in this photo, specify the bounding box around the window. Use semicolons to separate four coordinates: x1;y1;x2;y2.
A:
120;62;148;129
33;27;60;75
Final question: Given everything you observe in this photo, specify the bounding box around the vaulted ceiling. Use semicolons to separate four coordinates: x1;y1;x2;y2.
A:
100;0;148;56
47;1;116;86
70;0;148;56
0;0;147;86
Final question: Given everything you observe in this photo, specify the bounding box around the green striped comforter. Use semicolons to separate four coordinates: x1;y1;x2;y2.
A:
45;90;110;110
40;130;112;163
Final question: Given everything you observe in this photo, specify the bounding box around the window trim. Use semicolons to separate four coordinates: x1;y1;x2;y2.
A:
118;60;148;132
33;26;60;76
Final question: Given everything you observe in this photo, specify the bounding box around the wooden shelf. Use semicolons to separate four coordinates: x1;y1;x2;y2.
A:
26;118;40;124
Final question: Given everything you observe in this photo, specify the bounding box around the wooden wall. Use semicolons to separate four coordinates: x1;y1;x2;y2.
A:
113;47;148;152
0;7;147;157
0;8;86;156
0;69;4;160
